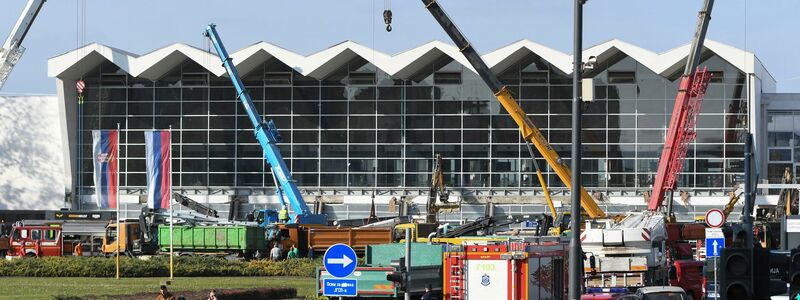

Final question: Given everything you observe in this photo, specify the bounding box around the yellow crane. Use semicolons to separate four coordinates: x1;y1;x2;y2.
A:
420;0;605;219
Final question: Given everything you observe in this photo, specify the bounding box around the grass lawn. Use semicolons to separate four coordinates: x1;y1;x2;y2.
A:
0;276;316;300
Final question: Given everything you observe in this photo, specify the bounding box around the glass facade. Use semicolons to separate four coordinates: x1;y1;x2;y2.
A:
74;52;749;196
766;111;800;184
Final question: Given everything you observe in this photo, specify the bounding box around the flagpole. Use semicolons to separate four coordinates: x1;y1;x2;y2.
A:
116;123;121;280
169;126;174;279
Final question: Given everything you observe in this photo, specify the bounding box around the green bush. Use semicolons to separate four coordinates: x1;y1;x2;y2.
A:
0;256;321;278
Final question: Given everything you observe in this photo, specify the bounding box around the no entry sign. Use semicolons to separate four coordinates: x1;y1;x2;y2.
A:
705;209;725;228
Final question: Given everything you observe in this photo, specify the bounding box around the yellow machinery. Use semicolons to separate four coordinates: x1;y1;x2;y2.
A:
722;188;743;219
426;154;459;223
420;0;605;219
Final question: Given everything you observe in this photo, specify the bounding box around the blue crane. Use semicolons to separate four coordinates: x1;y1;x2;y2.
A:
204;24;326;225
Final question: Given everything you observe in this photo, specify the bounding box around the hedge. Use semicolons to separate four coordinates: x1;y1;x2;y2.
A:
0;256;320;278
64;287;298;300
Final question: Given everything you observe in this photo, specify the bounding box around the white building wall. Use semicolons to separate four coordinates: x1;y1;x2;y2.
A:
0;95;67;210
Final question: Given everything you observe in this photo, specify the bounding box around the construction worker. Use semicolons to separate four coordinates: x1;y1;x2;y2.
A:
33;240;41;258
270;243;282;261
73;241;83;257
287;245;298;259
307;245;315;259
278;209;289;223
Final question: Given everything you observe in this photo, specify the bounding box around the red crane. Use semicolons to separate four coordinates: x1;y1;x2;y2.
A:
648;0;715;213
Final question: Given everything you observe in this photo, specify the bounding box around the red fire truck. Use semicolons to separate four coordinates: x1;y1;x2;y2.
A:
443;241;567;300
8;225;74;257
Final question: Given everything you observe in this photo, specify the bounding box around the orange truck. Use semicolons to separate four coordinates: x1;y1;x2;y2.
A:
271;223;394;256
0;235;8;257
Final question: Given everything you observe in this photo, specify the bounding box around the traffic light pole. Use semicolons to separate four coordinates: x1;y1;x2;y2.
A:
405;227;411;300
743;133;754;248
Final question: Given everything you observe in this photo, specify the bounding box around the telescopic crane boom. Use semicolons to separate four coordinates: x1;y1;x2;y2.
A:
0;0;46;90
204;24;326;225
421;0;605;218
648;0;715;212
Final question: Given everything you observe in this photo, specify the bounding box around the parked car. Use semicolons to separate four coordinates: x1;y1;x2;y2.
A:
582;293;639;300
635;286;689;300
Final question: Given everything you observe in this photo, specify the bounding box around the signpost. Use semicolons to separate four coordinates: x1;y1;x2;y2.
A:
705;209;725;300
323;243;358;298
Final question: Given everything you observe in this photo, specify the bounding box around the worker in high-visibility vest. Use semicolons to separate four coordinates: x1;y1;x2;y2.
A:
278;209;289;223
73;241;83;257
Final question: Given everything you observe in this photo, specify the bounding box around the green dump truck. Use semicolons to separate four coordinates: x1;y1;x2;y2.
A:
157;224;266;257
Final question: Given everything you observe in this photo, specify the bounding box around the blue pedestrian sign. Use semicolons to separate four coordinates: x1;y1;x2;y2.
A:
705;227;725;258
323;278;358;297
323;243;357;278
706;238;724;258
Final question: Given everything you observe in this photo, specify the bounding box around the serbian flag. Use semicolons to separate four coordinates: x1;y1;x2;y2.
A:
92;130;119;208
145;130;172;209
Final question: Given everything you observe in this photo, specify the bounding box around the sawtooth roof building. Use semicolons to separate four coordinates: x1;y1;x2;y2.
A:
47;38;783;211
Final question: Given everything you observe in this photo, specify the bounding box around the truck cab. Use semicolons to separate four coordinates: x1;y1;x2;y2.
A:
669;260;703;300
393;223;438;242
102;221;157;256
9;225;72;257
253;209;280;228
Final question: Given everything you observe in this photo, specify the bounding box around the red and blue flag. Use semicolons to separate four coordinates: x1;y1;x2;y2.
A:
145;130;172;209
92;130;119;209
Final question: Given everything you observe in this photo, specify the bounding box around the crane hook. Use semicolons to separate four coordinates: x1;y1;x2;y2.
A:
383;9;393;32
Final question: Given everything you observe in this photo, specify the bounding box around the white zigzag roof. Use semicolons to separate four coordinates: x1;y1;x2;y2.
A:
48;39;774;85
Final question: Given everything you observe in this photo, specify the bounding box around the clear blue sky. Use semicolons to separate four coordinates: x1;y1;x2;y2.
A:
1;0;798;94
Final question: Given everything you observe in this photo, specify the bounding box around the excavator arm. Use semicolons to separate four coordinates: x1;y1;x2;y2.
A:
722;190;742;218
426;154;448;223
421;0;605;218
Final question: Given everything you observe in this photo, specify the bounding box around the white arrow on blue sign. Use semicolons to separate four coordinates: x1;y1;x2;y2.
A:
705;237;725;258
323;243;358;278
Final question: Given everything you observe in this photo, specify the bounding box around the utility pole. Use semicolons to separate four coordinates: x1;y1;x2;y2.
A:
569;1;586;299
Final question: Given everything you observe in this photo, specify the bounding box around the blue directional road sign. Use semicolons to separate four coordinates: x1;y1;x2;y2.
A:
706;238;725;258
323;243;357;278
705;227;725;258
323;278;358;297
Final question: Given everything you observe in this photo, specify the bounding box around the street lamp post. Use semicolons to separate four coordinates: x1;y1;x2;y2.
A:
569;0;586;299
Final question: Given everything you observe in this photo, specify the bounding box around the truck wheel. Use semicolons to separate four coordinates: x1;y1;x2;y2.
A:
25;252;36;258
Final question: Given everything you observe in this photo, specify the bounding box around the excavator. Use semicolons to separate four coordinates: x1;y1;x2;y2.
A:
419;0;606;227
426;154;459;223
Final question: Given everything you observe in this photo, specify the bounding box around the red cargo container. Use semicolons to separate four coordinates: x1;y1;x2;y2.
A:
443;242;567;300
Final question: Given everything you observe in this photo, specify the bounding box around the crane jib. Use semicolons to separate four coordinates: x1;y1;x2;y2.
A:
649;0;715;211
204;24;323;223
421;0;605;218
